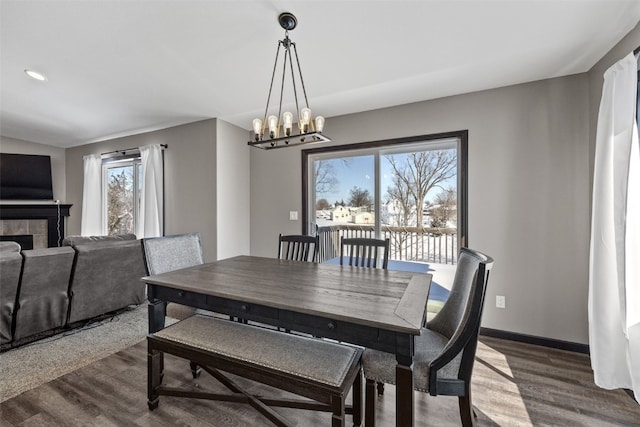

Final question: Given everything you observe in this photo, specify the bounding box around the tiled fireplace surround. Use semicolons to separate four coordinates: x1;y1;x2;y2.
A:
0;204;72;249
0;219;49;249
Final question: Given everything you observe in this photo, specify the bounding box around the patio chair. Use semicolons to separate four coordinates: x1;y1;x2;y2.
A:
361;247;494;427
340;237;390;269
277;233;319;262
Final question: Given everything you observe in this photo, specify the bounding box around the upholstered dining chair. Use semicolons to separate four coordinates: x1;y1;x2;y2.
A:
340;237;390;269
278;234;319;262
143;232;207;378
362;247;494;427
142;232;205;320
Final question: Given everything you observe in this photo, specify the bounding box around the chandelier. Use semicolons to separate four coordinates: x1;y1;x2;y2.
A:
248;12;331;149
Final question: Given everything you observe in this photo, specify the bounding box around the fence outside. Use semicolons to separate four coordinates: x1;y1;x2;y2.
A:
315;224;458;264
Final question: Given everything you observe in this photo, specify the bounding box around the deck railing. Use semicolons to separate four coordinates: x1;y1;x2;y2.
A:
315;224;458;264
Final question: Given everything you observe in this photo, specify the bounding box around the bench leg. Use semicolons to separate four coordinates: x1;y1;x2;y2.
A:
352;369;363;426
365;379;376;427
190;361;202;378
147;344;163;410
331;394;346;427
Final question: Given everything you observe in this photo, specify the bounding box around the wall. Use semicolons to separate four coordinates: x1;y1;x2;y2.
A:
250;74;591;344
66;120;220;261
216;120;250;259
0;136;66;202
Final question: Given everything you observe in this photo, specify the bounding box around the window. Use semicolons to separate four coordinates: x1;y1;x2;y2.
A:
303;131;467;265
103;157;142;235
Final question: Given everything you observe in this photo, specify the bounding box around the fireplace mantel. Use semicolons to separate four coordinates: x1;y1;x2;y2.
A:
0;204;72;247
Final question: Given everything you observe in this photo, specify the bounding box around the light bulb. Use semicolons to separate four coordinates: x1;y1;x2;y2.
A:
283;111;293;136
252;118;263;140
300;107;311;133
315;116;325;133
268;115;278;139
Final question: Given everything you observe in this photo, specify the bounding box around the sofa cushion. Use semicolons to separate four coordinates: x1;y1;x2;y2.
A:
0;241;21;253
67;238;146;324
0;243;23;344
62;234;136;247
13;247;75;341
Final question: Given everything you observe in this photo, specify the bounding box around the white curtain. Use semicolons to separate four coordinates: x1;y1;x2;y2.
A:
80;154;102;236
589;51;640;401
137;144;164;238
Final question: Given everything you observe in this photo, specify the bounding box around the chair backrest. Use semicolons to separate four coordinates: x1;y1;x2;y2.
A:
339;237;390;269
426;247;493;395
277;234;319;262
143;232;204;275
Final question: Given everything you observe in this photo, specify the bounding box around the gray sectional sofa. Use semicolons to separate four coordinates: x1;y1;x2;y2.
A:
0;234;148;350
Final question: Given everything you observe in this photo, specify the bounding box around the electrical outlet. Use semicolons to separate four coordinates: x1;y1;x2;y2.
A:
496;295;506;309
289;211;298;221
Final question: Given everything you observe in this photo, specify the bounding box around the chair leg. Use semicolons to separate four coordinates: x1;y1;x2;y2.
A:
190;361;201;378
331;394;346;427
147;345;162;410
352;370;363;426
458;394;476;427
376;381;385;396
365;379;376;427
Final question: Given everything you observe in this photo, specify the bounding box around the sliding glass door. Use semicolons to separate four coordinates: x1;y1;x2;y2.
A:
303;131;467;265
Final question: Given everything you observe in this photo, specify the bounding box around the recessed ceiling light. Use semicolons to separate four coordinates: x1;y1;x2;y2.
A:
24;69;47;81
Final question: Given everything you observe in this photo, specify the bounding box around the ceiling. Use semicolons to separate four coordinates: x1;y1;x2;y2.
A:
2;1;640;149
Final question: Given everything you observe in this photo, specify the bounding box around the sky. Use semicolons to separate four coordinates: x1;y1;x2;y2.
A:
315;152;456;206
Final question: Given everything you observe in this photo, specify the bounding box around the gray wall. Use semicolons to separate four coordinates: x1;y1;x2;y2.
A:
250;74;591;344
216;119;251;259
0;136;66;202
66;119;244;262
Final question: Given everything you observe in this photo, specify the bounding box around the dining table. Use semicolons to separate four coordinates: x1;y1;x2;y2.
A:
143;255;432;426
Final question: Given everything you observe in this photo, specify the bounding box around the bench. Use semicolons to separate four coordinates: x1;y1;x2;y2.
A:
148;314;363;426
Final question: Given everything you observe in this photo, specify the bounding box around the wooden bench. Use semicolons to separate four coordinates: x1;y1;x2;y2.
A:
148;314;363;426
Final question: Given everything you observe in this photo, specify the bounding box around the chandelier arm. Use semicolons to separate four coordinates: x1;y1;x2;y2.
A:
263;41;283;135
287;45;301;127
277;42;290;138
292;42;311;110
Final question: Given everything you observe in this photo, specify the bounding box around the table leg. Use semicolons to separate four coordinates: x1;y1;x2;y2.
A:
396;363;414;426
148;298;166;333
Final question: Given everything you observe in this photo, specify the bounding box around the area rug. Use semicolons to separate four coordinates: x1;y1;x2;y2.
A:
0;304;153;402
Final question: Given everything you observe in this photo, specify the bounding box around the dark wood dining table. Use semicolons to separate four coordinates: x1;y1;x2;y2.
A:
143;255;432;426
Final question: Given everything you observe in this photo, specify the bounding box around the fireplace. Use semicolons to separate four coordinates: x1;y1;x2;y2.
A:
0;204;72;248
0;234;34;250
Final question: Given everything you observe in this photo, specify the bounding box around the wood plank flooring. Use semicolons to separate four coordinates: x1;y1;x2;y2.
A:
1;336;639;426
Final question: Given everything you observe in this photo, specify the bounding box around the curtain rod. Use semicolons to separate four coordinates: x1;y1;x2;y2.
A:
101;144;168;157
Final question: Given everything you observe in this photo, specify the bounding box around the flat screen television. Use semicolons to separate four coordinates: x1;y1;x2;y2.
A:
0;153;54;200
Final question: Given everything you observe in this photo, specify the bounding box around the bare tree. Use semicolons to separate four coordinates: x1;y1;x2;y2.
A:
348;186;373;209
315;198;331;210
385;150;456;229
384;171;415;258
107;168;134;235
314;160;339;195
431;187;457;228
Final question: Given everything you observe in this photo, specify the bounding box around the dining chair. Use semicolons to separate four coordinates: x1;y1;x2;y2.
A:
143;232;205;320
278;233;319;262
361;247;494;427
340;237;390;269
143;232;207;378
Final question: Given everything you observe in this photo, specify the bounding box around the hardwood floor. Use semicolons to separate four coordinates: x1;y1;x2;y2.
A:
1;336;639;426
